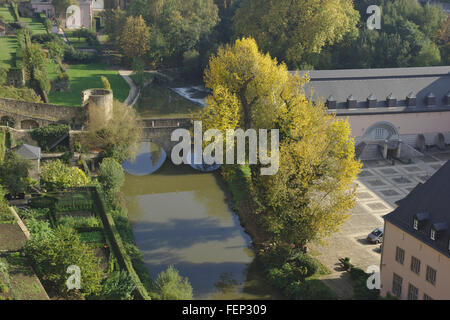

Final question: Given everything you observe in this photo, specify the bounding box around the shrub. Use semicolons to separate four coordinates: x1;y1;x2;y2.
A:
288;252;319;279
57;215;102;229
0;152;31;195
100;271;136;300
154;265;193;300
40;160;91;191
98;158;125;194
31;124;70;151
24;226;103;297
0;187;13;223
25;218;53;239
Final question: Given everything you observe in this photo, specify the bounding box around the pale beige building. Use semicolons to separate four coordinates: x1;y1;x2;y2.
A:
380;161;450;300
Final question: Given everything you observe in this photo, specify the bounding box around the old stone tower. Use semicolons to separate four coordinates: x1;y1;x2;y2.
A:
81;88;113;124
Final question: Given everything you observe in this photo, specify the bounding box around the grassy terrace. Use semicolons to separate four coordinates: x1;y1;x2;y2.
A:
20;16;47;35
0;36;16;69
48;63;129;106
0;7;14;23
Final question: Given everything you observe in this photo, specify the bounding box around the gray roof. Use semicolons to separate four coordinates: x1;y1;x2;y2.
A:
384;160;450;258
294;66;450;115
17;144;41;160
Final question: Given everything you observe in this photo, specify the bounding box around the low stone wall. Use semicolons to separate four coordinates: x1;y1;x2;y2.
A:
0;97;85;129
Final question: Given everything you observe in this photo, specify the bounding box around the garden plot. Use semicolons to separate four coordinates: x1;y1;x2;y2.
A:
0;252;49;300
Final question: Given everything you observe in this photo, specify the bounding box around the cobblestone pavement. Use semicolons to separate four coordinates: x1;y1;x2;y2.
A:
311;150;450;299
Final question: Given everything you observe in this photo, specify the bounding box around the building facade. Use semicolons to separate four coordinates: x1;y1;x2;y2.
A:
380;161;450;300
300;66;450;161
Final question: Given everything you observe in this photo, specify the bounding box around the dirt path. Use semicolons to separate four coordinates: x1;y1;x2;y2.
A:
118;70;138;106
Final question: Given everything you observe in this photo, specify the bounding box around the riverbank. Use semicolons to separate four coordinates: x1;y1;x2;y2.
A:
221;165;338;300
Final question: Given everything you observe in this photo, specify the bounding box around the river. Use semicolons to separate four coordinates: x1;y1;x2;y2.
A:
121;145;277;299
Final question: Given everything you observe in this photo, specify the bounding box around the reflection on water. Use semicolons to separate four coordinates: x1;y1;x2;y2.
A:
122;161;279;299
122;142;167;176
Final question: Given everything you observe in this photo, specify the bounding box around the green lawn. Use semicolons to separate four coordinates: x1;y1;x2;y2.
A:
19;16;46;35
0;6;15;23
0;36;17;69
66;37;90;49
48;63;129;106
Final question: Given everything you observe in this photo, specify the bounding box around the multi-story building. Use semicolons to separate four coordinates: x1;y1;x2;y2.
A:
380;161;450;300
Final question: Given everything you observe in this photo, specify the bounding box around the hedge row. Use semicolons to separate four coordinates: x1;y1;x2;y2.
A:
91;187;151;300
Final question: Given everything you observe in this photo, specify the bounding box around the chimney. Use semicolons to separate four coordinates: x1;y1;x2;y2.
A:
347;95;357;109
367;94;377;108
386;93;397;107
326;95;337;109
406;92;416;107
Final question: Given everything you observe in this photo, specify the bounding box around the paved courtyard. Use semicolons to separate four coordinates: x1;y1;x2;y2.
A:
311;150;450;298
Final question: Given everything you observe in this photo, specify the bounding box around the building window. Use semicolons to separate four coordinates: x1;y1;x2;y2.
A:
426;266;437;286
430;228;436;240
407;283;418;300
392;273;403;297
413;218;419;230
423;293;434;300
410;256;421;275
395;247;405;265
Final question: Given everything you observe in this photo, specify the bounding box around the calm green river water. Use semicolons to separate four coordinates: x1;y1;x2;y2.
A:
121;156;277;299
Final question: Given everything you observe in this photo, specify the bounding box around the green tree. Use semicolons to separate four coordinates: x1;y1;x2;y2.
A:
40;160;91;191
101;8;127;48
154;265;193;300
147;0;219;65
119;15;150;61
233;0;359;68
23;43;50;102
200;38;361;249
98;157;125;194
0;152;31;195
24;226;103;297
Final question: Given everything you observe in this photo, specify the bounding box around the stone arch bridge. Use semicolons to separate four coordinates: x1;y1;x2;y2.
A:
140;118;192;153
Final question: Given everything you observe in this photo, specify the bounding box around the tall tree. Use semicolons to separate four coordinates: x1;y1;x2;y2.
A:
82;101;142;163
199;38;361;248
233;0;359;68
23;43;50;102
119;15;150;61
147;0;219;64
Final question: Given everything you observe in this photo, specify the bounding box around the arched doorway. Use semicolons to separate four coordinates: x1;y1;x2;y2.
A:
363;121;399;142
21;120;39;130
0;116;16;128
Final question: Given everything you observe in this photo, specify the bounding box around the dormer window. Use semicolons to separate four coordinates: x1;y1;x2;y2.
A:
430;228;436;241
413;212;429;231
431;222;448;241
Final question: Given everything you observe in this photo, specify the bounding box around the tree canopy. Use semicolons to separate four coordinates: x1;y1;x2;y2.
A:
199;38;361;248
233;0;359;68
